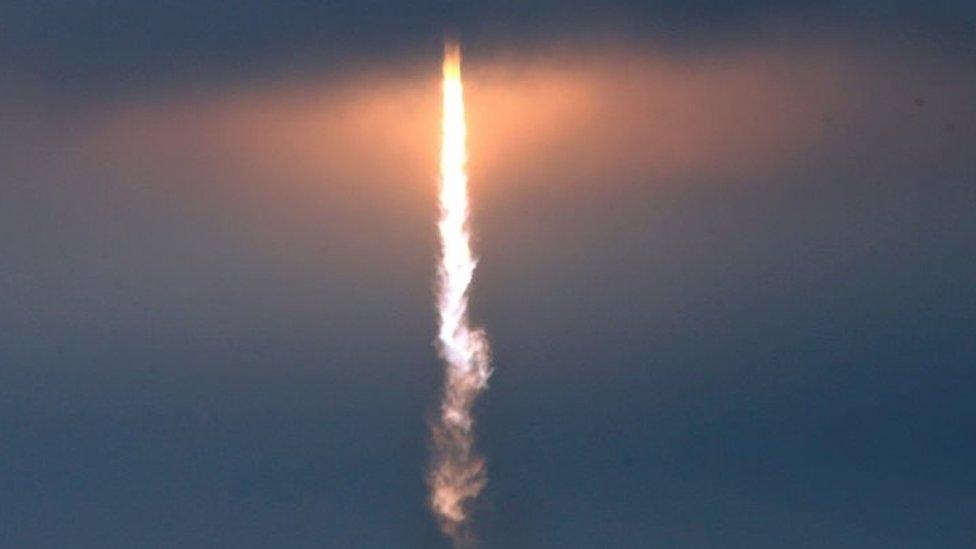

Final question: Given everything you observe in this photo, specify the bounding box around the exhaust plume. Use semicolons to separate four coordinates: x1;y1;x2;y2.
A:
428;40;493;546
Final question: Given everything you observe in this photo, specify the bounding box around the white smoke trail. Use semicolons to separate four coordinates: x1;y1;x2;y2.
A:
428;40;493;547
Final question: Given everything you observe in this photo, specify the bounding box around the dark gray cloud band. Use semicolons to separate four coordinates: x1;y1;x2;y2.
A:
2;0;974;96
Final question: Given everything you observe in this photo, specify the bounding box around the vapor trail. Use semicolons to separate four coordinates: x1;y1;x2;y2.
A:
428;40;492;547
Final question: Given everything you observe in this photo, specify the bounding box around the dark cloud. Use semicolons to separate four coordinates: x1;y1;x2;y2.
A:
2;0;974;96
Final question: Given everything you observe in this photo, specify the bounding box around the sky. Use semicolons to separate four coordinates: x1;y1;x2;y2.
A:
1;2;975;547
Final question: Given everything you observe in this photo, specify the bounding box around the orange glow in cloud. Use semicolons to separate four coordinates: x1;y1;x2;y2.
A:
86;47;850;200
72;43;905;271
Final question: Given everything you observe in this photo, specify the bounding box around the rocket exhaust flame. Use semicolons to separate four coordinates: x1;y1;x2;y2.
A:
428;41;493;546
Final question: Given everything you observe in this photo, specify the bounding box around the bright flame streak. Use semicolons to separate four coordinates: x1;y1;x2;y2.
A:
428;41;492;546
